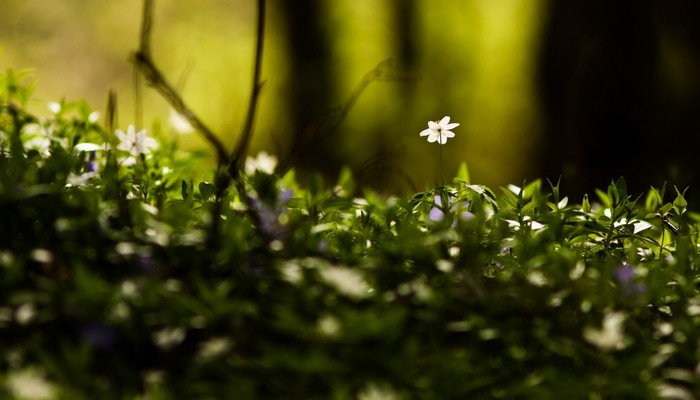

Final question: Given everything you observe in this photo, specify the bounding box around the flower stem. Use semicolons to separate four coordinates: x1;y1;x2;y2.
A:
439;143;445;186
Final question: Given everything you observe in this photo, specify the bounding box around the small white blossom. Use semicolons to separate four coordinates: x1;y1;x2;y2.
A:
115;125;158;156
15;303;37;326
583;311;626;351
47;101;61;114
88;111;101;124
169;109;194;134
73;142;104;152
66;172;97;187
316;315;341;338
197;337;233;361
22;123;56;156
153;327;186;350
6;368;55;400
319;266;372;299
245;151;277;175
419;116;459;144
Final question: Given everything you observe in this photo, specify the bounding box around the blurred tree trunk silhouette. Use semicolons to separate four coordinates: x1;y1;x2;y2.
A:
354;0;419;190
391;0;417;70
277;0;335;174
537;0;657;197
538;1;700;201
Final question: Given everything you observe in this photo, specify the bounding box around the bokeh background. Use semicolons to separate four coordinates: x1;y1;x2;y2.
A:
2;0;700;199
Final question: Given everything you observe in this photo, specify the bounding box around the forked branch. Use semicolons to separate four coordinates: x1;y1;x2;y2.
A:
132;0;230;167
228;0;267;180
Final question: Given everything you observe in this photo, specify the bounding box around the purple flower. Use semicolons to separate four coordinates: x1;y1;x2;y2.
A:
613;264;635;284
246;195;286;237
137;254;157;274
318;239;329;253
613;264;647;297
429;207;445;221
625;283;647;296
460;210;475;221
85;161;99;173
280;189;294;203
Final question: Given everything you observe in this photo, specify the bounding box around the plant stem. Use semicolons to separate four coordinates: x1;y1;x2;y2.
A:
229;0;267;180
439;143;446;186
132;0;229;167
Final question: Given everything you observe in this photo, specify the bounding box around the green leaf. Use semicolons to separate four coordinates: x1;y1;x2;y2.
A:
645;187;661;213
455;162;470;184
595;188;611;208
199;181;216;201
673;186;688;215
335;166;355;195
522;179;542;200
181;179;193;201
582;194;591;213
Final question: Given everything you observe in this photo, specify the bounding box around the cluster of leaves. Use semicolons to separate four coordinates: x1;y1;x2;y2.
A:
3;71;700;400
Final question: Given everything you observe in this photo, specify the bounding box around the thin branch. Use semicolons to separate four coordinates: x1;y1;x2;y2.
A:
106;89;118;137
277;58;415;175
228;0;267;180
132;0;230;167
139;0;154;57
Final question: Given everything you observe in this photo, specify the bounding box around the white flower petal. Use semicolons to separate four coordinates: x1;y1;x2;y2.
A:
443;131;455;138
444;122;460;130
74;142;103;152
419;128;432;137
428;121;440;130
48;102;61;114
439;116;451;125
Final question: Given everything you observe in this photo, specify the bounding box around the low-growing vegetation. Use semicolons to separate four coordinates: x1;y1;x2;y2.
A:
2;67;700;399
3;1;700;398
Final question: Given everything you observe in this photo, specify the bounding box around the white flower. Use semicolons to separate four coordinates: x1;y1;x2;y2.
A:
245;151;277;175
419;116;459;144
319;266;372;299
169;109;194;134
197;337;232;361
583;311;626;351
88;111;101;124
22;123;65;156
153;326;186;350
115;125;158;156
47;101;61;114
6;368;55;400
66;172;97;187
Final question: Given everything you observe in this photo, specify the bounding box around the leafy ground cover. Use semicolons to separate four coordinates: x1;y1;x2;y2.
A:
2;68;700;400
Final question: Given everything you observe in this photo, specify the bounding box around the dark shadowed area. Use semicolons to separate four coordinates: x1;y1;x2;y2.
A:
1;0;699;199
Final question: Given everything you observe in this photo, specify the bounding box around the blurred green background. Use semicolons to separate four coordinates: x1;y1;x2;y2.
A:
2;0;700;197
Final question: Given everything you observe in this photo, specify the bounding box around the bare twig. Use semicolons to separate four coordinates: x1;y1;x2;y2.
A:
105;89;118;140
228;0;267;180
131;0;230;167
276;58;415;175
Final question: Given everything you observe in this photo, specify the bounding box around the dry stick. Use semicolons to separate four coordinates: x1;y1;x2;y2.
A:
132;0;229;168
132;0;272;254
228;0;267;181
106;90;118;136
276;58;411;176
132;0;233;258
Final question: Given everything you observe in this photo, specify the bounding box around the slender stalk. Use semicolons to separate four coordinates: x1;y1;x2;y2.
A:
132;0;229;167
659;222;666;259
229;0;267;180
439;142;445;187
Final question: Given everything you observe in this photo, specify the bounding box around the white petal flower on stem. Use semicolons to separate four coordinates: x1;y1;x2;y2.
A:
419;116;460;144
115;125;158;156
